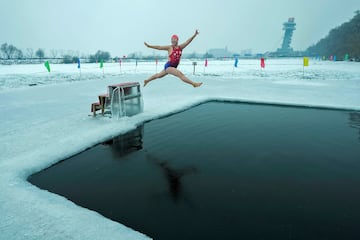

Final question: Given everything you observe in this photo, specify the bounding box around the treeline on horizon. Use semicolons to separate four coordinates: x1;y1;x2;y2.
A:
0;44;212;63
306;10;360;61
0;46;117;63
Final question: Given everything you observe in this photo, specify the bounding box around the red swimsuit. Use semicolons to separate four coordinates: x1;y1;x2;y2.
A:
167;46;182;68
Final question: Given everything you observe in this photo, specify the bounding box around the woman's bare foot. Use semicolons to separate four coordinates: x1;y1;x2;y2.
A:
193;82;203;88
143;80;149;87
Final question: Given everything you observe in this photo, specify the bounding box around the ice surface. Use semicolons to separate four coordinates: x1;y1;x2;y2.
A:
0;59;359;239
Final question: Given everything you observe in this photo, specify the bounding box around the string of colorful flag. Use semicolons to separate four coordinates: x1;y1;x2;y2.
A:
43;57;304;73
42;54;346;76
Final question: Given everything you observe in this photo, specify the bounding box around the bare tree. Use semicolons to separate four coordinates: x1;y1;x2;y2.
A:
1;43;23;59
1;43;10;59
36;48;45;59
7;45;17;59
15;49;23;59
50;49;58;59
0;43;6;58
26;48;34;58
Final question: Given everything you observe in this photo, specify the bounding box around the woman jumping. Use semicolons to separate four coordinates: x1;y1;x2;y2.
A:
143;30;203;88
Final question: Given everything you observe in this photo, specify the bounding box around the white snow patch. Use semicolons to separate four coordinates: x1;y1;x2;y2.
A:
1;59;359;239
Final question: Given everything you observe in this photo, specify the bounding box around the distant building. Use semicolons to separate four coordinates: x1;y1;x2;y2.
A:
207;47;233;58
270;17;300;57
240;49;252;57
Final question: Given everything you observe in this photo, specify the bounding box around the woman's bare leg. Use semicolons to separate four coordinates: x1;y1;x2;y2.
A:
165;67;203;87
144;70;168;87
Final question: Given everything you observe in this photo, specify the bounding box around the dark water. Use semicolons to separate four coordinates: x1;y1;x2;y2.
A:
29;102;360;240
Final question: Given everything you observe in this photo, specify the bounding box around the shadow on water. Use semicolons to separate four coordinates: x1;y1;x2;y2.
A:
29;102;360;240
145;153;198;203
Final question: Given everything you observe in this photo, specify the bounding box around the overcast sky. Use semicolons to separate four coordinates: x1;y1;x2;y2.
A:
1;0;359;57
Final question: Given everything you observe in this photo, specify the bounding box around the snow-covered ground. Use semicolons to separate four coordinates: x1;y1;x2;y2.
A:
1;58;359;240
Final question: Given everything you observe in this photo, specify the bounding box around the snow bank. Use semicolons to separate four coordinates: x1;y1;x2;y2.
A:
0;59;359;239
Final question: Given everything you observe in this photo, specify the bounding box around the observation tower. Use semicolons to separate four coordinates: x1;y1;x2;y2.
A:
276;17;296;56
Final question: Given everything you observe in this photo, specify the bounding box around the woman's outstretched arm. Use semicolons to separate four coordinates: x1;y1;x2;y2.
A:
144;42;170;51
179;30;199;49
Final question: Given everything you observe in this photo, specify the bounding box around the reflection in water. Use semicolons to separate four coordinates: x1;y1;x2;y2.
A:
102;125;144;158
101;124;199;203
146;153;198;203
349;112;360;142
